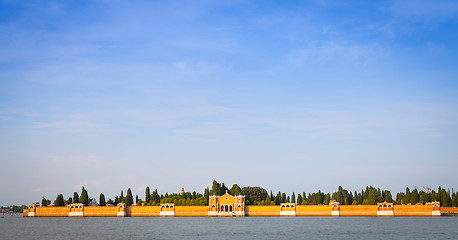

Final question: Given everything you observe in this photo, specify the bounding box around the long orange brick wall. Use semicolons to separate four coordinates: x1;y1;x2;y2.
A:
296;205;332;216
128;206;160;217
23;205;458;217
394;205;435;216
175;206;208;216
35;206;68;217
84;206;117;217
440;207;458;215
340;205;378;216
246;206;280;216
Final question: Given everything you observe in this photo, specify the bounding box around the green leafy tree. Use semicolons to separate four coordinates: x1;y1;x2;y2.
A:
291;192;296;204
242;187;268;205
99;193;106;206
230;184;242;195
125;188;134;206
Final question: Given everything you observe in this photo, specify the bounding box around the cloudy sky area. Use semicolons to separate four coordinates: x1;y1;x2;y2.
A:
1;0;458;205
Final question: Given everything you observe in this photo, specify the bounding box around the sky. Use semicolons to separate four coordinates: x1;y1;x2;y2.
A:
1;0;458;206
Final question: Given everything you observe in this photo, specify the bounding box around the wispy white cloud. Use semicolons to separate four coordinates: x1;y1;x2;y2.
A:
33;186;56;192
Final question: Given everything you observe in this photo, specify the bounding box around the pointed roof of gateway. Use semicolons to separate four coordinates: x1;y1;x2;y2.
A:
209;190;245;198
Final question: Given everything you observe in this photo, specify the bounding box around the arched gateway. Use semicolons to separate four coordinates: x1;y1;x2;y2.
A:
208;191;245;216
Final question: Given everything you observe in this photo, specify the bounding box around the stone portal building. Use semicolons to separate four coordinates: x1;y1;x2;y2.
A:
208;191;245;216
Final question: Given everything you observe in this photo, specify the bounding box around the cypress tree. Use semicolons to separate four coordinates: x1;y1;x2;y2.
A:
73;192;79;203
291;192;296;204
410;190;418;205
80;186;89;206
125;188;134;206
136;195;139;204
297;194;303;205
325;193;331;205
145;187;150;203
41;197;48;207
99;193;106;206
385;191;393;203
55;194;65;206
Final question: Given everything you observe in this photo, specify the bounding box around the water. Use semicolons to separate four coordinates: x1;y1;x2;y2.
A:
1;215;457;240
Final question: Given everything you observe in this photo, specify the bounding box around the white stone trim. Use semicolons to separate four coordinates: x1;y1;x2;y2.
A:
432;210;441;216
27;212;36;217
69;212;84;217
208;211;218;216
331;211;340;216
377;210;394;216
117;211;126;217
280;211;296;216
160;211;175;216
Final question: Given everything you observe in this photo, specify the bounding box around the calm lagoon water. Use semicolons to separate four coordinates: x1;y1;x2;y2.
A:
1;215;457;240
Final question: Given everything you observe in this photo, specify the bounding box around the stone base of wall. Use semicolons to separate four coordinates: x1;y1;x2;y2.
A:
117;212;126;217
208;211;245;216
27;212;35;217
280;211;296;216
69;212;84;217
377;211;394;216
331;211;340;216
432;211;441;216
160;211;175;216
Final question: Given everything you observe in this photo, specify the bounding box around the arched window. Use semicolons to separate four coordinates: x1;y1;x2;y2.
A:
229;205;233;212
221;206;224;212
225;205;228;212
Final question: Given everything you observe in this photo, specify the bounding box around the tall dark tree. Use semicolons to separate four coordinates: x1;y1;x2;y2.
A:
385;191;393;203
291;192;296;204
99;193;106;206
79;186;89;206
210;180;221;196
145;187;151;203
297;194;303;205
125;188;134;206
73;192;79;203
230;184;242;195
54;194;65;206
220;183;229;195
41;197;48;207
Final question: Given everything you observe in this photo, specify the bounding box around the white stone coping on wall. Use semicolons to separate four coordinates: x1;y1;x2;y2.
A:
160;211;175;216
280;211;296;216
69;212;84;217
377;210;394;216
331;210;340;216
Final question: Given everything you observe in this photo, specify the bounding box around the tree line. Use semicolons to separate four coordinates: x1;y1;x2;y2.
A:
36;180;458;207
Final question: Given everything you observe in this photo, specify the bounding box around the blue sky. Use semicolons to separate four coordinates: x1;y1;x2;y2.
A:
1;0;458;205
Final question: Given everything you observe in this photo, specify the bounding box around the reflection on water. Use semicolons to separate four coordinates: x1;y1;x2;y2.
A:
1;214;458;240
